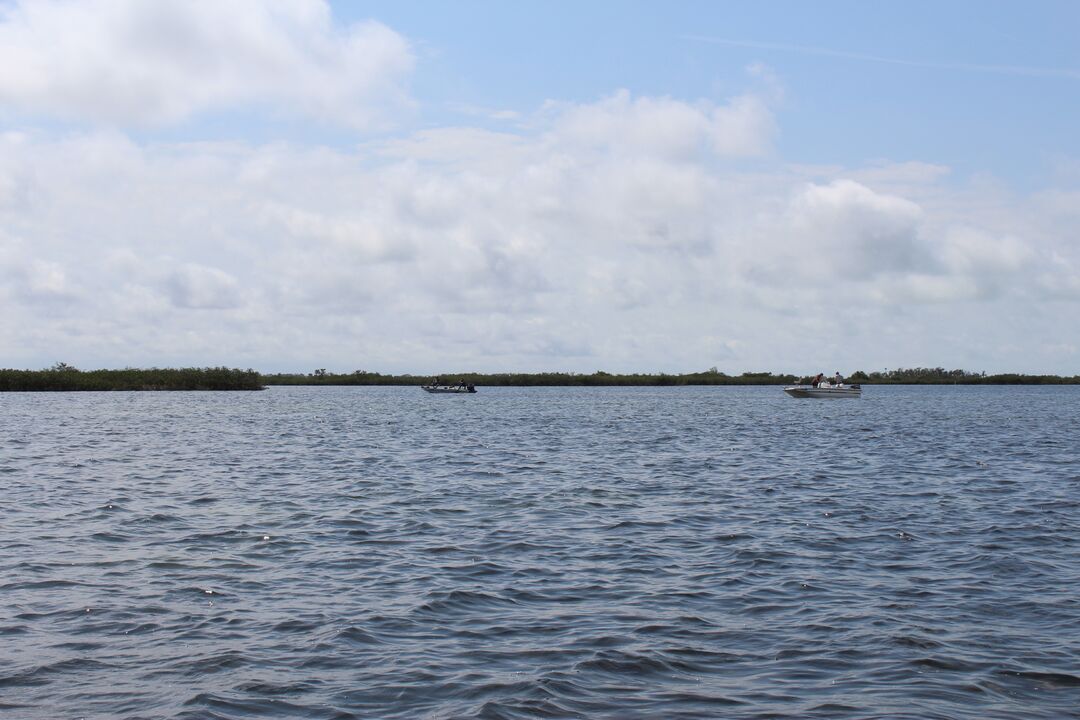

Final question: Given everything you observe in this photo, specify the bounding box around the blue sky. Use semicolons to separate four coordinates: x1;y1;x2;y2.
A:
1;1;1079;374
338;0;1080;180
143;1;1080;178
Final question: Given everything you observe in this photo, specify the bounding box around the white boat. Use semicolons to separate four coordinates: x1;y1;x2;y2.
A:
784;383;861;399
421;384;477;394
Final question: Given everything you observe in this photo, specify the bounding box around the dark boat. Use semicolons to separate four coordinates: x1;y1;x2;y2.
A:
421;384;477;394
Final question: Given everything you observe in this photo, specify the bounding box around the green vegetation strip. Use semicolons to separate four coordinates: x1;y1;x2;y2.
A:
0;365;263;391
2;366;1077;391
264;367;1080;386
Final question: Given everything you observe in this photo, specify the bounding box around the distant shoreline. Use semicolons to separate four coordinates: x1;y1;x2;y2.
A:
0;366;263;392
3;366;1076;391
262;369;1080;387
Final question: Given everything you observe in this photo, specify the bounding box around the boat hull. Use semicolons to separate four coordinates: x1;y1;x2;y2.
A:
784;385;861;399
421;385;477;394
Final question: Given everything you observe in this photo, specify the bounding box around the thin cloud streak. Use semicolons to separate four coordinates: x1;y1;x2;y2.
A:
685;36;1080;80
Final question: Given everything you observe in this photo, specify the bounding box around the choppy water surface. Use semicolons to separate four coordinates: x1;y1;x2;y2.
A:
2;385;1079;719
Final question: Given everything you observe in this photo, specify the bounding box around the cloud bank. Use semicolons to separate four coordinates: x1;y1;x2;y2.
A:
1;2;1077;374
3;97;1078;373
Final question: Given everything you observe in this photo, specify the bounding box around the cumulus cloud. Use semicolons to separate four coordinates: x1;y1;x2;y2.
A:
0;0;413;128
547;89;774;160
1;87;1078;373
786;179;929;280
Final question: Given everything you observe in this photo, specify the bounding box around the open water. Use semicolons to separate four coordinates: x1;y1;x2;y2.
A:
2;385;1079;719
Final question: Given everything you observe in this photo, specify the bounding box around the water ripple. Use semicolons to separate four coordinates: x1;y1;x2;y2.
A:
2;385;1079;718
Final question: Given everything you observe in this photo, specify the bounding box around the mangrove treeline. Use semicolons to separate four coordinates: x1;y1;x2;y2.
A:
264;367;1080;386
262;369;801;386
845;367;1080;384
0;365;263;391
2;365;1078;391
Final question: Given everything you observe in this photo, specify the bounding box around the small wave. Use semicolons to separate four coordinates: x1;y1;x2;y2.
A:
0;579;84;591
467;697;576;720
911;656;983;672
272;619;321;633
178;528;257;545
335;626;384;646
414;589;519;616
233;680;322;697
0;658;115;689
606;519;671;531
90;531;132;543
173;650;250;678
997;669;1080;688
179;691;351;719
573;649;688;679
651;690;746;708
892;635;943;650
123;512;187;526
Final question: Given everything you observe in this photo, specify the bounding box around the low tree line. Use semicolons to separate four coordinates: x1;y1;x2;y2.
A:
844;367;1080;384
260;369;803;386
0;365;263;391
2;365;1077;391
265;367;1080;386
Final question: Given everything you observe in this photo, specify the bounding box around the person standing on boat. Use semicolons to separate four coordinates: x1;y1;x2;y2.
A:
812;373;823;388
834;371;843;386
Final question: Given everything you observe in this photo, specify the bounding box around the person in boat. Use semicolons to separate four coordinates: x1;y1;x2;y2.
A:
833;371;843;386
811;373;824;388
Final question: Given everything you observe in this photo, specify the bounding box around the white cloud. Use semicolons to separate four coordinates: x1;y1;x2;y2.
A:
0;0;413;128
1034;189;1080;218
1;89;1078;373
873;273;980;304
707;95;775;156
547;89;775;160
166;263;242;309
26;259;70;296
0;232;76;304
939;226;1033;276
787;179;928;280
262;204;414;263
